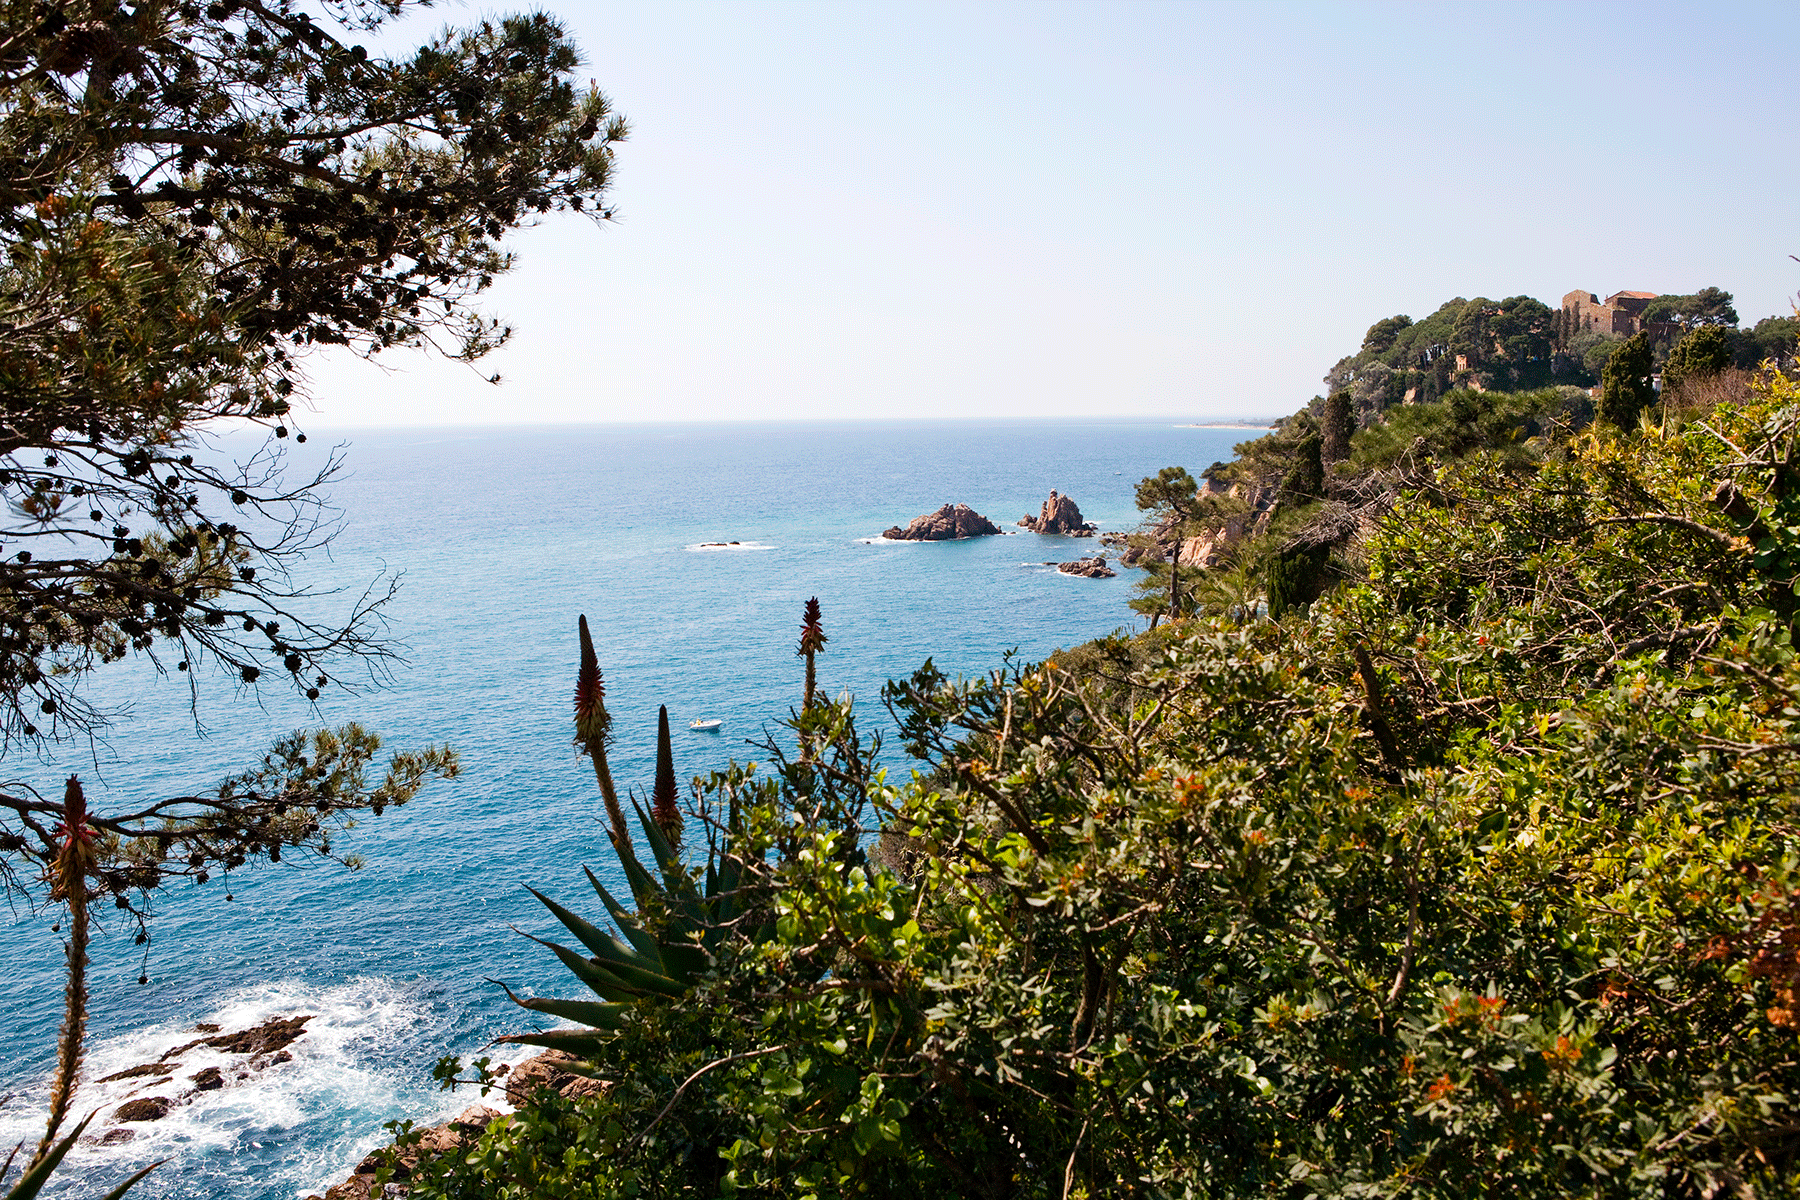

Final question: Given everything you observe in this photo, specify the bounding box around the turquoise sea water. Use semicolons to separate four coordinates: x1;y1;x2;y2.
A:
0;419;1250;1197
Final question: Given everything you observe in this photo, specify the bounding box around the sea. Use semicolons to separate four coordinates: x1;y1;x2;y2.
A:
0;419;1252;1197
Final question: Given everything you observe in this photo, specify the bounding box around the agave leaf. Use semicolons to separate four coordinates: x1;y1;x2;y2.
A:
584;866;665;967
98;1160;162;1200
631;800;710;938
515;930;647;1002
657;939;710;980
614;835;672;916
493;1028;618;1056
633;798;701;904
495;981;630;1031
526;887;660;974
6;1111;95;1200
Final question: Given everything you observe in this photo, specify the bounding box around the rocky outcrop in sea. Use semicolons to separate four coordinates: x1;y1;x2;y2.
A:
882;504;1001;541
1019;490;1096;536
1057;556;1115;579
87;1014;314;1143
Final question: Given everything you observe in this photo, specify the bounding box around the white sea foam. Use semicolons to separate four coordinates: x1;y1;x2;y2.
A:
0;976;515;1199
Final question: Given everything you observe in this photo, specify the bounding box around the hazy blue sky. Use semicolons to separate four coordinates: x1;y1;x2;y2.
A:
310;0;1800;426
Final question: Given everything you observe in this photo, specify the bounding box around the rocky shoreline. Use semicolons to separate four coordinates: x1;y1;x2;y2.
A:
308;1051;603;1200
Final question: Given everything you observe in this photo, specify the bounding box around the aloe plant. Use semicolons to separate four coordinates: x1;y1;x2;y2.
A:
497;617;759;1058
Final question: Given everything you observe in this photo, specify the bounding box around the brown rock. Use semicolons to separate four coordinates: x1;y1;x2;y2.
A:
1021;490;1094;536
322;1105;502;1200
98;1062;175;1083
190;1066;224;1092
161;1014;312;1062
503;1050;608;1106
194;1023;223;1033
114;1096;173;1122
881;503;1001;541
98;1128;136;1146
1057;556;1116;579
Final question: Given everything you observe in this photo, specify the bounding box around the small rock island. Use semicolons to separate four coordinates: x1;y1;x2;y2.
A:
882;503;1002;541
1057;556;1115;579
1019;490;1096;536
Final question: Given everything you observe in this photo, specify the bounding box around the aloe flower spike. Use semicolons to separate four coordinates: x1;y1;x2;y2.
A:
574;615;629;851
651;705;682;845
798;597;827;714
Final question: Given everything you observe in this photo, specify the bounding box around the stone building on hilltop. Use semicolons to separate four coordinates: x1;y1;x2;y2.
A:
1562;289;1659;338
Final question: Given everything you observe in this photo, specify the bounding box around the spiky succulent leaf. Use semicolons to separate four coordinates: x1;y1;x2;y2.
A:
6;1112;95;1200
98;1162;162;1200
494;1028;620;1055
526;887;670;974
496;982;631;1032
584;866;665;967
516;931;652;1002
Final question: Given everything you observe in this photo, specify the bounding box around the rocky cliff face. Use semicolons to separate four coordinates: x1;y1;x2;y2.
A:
882;503;1001;541
1020;490;1096;536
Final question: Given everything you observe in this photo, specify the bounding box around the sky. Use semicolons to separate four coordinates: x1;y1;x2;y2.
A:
307;0;1800;427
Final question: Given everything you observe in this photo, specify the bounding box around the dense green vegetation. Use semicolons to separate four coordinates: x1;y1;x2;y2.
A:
398;366;1800;1197
1323;289;1797;430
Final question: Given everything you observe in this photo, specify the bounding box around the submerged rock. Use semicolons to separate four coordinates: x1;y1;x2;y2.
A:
882;503;1001;541
1020;490;1096;536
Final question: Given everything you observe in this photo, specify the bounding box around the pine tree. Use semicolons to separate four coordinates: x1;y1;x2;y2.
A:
1600;333;1656;432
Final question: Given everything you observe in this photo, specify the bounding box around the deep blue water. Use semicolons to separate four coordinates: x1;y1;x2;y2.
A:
0;419;1250;1197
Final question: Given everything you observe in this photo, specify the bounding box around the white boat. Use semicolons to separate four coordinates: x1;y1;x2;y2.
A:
689;718;722;732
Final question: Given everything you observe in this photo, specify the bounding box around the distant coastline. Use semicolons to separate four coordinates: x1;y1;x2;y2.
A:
1176;420;1280;430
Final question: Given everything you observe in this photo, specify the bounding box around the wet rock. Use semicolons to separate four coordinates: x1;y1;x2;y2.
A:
882;504;1001;541
190;1066;224;1092
97;1128;135;1146
98;1062;175;1083
114;1096;173;1122
161;1014;312;1061
193;1023;222;1033
1057;556;1116;579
